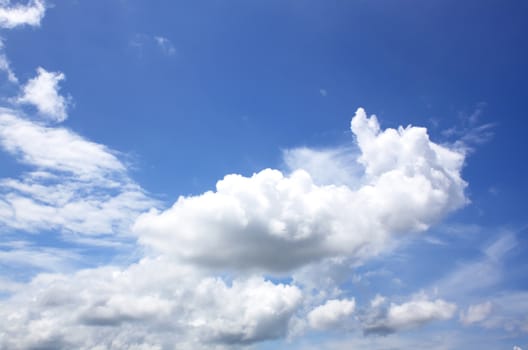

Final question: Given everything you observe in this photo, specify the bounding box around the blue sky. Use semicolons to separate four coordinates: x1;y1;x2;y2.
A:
0;0;527;349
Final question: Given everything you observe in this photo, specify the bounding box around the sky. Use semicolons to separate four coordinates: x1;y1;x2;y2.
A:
0;0;527;349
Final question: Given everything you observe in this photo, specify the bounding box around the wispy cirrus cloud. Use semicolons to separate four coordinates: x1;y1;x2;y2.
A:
0;111;157;239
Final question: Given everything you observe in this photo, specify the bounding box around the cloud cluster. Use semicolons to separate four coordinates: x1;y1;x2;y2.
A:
0;0;524;348
0;107;470;348
134;108;467;272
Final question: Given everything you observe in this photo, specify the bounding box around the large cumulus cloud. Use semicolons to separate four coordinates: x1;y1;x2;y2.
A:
134;108;467;272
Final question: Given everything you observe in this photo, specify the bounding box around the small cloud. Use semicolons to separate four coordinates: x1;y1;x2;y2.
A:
319;88;327;97
14;67;70;122
130;34;176;57
363;294;457;335
460;301;493;325
0;0;46;29
154;36;176;56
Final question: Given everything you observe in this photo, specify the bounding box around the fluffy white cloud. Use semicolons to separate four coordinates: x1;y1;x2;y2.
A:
0;258;302;349
460;301;493;325
134;108;467;272
308;298;356;330
363;296;457;334
0;0;45;28
0;111;156;237
16;67;70;122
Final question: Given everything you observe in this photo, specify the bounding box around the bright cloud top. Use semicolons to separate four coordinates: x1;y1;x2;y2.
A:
134;108;468;272
0;0;45;29
16;67;70;122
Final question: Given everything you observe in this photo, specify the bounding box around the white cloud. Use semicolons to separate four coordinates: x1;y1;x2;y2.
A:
15;67;70;122
0;111;156;238
154;36;175;56
460;301;492;325
308;298;355;330
134;108;467;272
0;0;45;29
363;295;457;334
0;112;123;179
319;88;327;97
